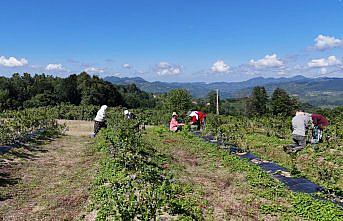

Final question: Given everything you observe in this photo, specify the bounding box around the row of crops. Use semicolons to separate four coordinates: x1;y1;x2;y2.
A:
1;104;342;219
0;108;62;146
203;111;343;195
0;104;168;146
144;126;343;220
89;114;204;220
88;111;343;220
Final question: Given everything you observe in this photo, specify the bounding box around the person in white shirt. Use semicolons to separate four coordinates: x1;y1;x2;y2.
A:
94;105;107;135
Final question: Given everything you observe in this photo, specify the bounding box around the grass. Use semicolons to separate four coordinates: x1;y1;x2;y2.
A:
245;133;343;191
142;126;343;220
88;123;206;220
0;121;101;221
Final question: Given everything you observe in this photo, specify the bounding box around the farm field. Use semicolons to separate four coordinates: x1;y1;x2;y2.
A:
142;127;342;220
143;127;292;220
0;107;342;220
0;120;101;220
2;1;343;220
85;109;343;220
203;111;343;193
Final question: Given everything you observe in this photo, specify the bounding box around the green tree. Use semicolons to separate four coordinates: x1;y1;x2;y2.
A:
247;86;268;116
271;88;298;116
23;93;60;108
117;84;156;108
55;74;81;104
165;89;192;112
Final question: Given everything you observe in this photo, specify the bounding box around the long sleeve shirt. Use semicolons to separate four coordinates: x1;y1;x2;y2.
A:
292;115;306;136
311;113;329;127
169;118;179;131
94;106;107;122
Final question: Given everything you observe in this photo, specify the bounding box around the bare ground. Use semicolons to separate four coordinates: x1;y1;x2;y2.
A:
142;130;288;221
0;120;99;221
171;148;261;221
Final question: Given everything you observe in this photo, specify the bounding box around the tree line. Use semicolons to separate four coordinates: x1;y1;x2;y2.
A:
161;86;303;116
0;72;156;111
0;73;306;116
246;86;302;116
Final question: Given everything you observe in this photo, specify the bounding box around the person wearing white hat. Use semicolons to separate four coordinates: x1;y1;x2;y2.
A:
124;109;135;120
169;112;184;132
94;105;108;135
188;110;206;130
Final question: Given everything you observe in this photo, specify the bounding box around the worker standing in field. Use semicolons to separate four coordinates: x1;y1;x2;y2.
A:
311;113;329;143
285;110;307;153
94;105;108;136
169;112;184;132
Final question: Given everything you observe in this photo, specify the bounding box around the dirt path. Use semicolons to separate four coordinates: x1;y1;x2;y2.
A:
0;120;99;221
143;130;291;220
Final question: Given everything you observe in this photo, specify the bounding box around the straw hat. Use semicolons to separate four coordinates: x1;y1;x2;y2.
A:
172;112;178;116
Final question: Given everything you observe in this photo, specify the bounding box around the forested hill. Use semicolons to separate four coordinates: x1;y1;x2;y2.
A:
0;73;156;111
105;75;343;107
106;76;298;97
236;77;343;107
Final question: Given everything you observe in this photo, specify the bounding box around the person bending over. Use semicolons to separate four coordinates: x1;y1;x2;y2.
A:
94;105;107;135
188;110;206;131
311;113;329;143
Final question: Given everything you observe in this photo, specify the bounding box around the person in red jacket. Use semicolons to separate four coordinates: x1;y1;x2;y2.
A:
311;113;329;143
188;111;206;130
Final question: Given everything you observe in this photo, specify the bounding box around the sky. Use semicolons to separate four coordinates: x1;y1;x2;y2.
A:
0;0;343;82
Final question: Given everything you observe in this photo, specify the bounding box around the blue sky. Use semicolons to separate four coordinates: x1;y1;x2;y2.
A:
0;0;342;82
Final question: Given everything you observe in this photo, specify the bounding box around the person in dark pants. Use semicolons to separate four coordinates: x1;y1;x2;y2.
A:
285;110;307;153
94;105;107;135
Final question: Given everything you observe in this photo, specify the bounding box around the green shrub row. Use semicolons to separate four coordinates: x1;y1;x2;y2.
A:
89;119;205;220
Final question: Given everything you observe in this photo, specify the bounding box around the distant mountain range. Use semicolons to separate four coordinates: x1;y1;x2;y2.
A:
104;75;343;107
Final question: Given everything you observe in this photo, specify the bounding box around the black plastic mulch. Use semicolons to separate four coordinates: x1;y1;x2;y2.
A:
195;131;343;207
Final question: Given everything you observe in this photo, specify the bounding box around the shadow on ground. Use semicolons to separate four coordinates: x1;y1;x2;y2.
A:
0;136;59;202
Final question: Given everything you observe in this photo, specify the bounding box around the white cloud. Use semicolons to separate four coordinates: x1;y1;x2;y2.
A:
122;63;131;69
320;68;327;75
84;67;105;74
0;56;28;67
45;63;65;71
249;54;283;68
277;70;288;76
155;62;182;76
314;34;343;50
109;72;121;77
30;64;44;69
211;60;230;73
307;56;341;68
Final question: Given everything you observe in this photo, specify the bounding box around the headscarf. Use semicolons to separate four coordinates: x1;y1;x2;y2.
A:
94;105;108;122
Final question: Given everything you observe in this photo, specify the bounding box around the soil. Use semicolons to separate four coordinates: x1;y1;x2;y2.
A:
0;120;99;221
170;148;260;220
143;131;283;221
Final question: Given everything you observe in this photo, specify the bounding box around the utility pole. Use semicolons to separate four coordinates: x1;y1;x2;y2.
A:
216;89;219;115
